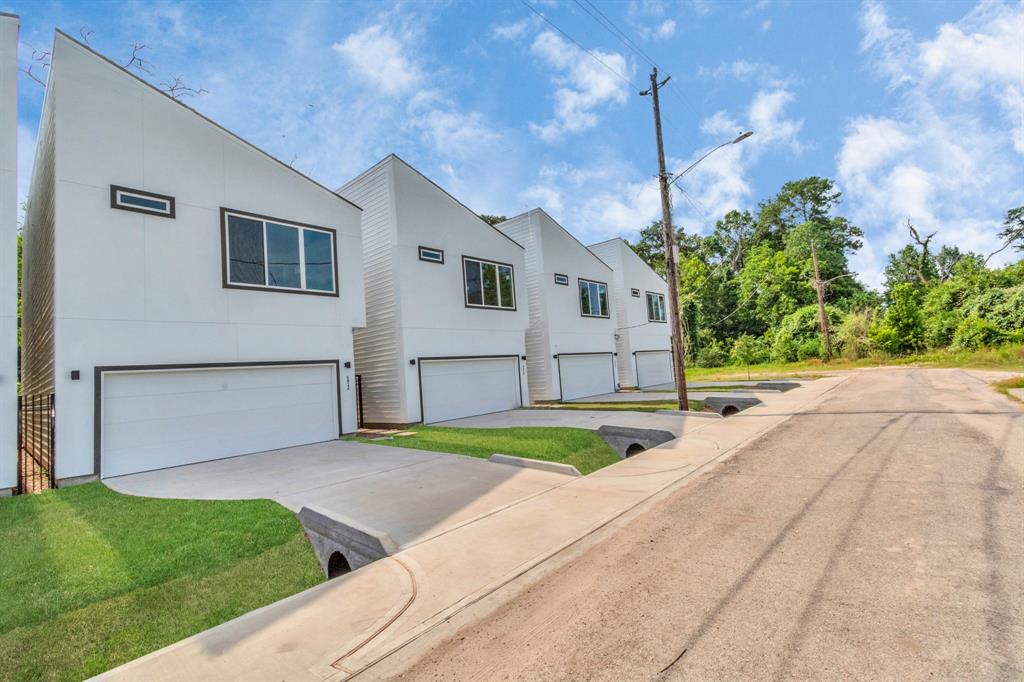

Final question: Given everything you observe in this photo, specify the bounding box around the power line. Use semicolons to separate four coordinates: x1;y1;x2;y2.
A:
518;0;642;92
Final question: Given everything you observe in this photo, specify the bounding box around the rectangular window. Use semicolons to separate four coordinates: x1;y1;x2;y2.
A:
110;185;175;218
463;256;515;310
631;288;641;297
646;291;667;322
419;246;444;263
553;273;569;286
579;278;610;318
222;208;337;296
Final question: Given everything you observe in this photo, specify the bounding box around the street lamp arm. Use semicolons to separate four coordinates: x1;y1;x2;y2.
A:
669;131;753;190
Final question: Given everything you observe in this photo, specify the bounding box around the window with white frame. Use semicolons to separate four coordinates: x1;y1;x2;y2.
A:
646;291;667;322
222;209;337;295
630;287;641;297
463;256;515;310
579;278;610;318
111;185;175;218
419;246;444;263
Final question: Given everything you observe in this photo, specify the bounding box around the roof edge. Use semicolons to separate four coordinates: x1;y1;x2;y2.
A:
52;29;362;213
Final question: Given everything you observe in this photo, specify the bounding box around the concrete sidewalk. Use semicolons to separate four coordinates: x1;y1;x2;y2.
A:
96;376;847;682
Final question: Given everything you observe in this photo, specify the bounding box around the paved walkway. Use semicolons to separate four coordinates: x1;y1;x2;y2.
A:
390;368;1024;680
106;441;573;549
567;389;772;403
96;377;847;681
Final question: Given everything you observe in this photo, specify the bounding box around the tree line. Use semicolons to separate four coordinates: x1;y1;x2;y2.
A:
627;177;1024;367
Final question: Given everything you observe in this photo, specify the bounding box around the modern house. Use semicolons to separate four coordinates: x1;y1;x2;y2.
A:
0;13;16;495
338;155;529;425
20;31;366;482
496;209;617;401
587;238;673;388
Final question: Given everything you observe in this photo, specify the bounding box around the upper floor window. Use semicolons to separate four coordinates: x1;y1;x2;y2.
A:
463;256;515;310
222;208;337;296
111;185;175;218
630;288;641;297
646;291;667;322
579;278;609;318
419;246;444;263
553;273;569;286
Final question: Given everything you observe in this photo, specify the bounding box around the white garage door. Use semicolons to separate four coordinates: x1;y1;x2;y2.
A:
420;357;521;423
101;364;339;478
636;350;673;388
559;353;615;401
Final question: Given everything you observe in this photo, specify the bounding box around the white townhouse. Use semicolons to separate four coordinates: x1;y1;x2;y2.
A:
587;238;673;388
338;155;530;425
20;31;366;482
0;13;16;494
497;209;618;401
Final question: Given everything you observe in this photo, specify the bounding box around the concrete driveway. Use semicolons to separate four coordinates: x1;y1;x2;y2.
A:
566;390;772;403
105;440;574;549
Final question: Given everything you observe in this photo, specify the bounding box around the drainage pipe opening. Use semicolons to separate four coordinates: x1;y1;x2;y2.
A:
328;551;352;579
625;443;646;457
721;405;740;417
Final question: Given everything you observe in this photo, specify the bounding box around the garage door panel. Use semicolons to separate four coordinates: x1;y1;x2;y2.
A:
560;354;614;401
104;382;333;424
421;358;520;424
636;351;673;387
102;365;338;477
103;364;332;398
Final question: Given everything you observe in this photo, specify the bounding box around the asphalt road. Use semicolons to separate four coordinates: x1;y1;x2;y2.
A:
390;369;1023;680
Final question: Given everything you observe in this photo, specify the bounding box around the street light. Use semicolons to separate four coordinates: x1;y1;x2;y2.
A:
662;130;753;411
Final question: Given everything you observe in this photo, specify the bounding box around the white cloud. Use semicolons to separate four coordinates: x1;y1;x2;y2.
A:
332;24;421;96
528;31;631;141
761;19;772;32
838;0;1024;288
748;89;803;152
492;19;530;40
699;59;790;88
654;19;677;40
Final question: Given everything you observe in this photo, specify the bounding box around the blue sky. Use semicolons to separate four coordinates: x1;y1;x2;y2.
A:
5;0;1023;289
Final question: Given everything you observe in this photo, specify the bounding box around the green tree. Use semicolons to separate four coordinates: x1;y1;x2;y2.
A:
870;283;925;354
988;206;1024;262
478;214;508;227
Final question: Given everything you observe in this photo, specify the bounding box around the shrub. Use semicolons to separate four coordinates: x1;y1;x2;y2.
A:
797;336;822;360
951;316;1005;350
870;283;925;355
695;339;729;367
730;334;769;366
836;309;875;360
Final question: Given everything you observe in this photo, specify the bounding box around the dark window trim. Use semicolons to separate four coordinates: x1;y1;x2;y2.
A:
578;277;611;319
220;207;340;298
645;290;667;323
93;360;344;477
461;254;517;311
416;354;524;424
110;185;176;218
418;245;445;264
630;288;641;297
553;273;569;286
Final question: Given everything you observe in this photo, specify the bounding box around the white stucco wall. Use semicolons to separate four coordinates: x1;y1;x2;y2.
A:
0;14;17;493
46;33;365;480
588;238;671;387
498;209;616;401
389;158;529;422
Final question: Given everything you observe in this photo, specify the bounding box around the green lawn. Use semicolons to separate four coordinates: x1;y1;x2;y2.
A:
0;483;323;682
534;399;705;413
350;425;620;475
993;375;1024;403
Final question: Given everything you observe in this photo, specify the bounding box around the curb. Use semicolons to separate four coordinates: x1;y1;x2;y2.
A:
488;454;581;477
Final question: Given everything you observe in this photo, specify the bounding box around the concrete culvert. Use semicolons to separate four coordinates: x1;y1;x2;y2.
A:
327;551;352;579
625;443;646;457
721;405;740;417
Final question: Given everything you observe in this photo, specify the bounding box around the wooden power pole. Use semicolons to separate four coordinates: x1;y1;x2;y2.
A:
641;68;689;411
811;241;833;361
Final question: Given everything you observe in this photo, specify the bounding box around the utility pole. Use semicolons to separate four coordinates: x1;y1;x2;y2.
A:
811;241;833;361
641;67;689;411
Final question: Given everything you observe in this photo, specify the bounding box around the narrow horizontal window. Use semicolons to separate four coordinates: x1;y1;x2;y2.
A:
419;246;444;263
553;273;569;286
111;185;175;218
646;292;667;322
579;278;609;318
222;208;337;296
631;288;641;297
463;256;515;310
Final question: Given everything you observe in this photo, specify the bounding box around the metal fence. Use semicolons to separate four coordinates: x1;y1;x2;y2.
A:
18;393;55;494
355;374;365;428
